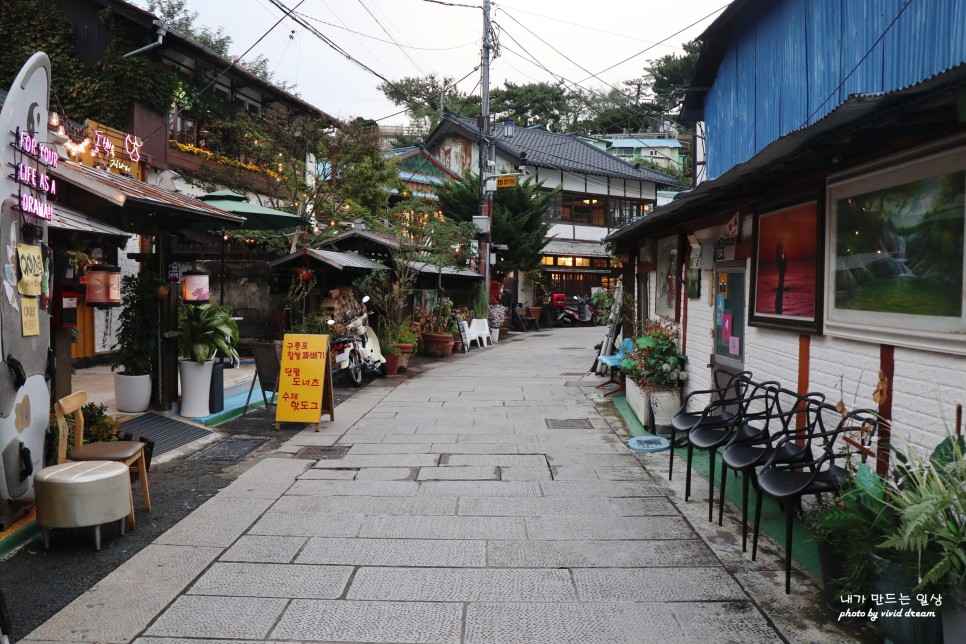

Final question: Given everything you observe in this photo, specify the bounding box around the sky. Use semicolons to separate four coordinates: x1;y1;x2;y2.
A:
139;0;730;125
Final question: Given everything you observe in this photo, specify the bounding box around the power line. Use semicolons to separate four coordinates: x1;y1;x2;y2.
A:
294;11;477;50
421;0;481;8
800;0;912;128
357;0;427;76
579;3;728;82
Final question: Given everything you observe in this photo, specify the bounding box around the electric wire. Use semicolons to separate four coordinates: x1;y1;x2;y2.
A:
294;11;478;50
357;0;427;76
139;0;307;144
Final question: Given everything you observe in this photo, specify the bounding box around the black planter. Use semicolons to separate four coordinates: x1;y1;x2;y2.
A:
871;554;943;644
816;537;848;610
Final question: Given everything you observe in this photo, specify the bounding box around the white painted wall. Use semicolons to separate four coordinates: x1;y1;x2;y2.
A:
641;261;965;453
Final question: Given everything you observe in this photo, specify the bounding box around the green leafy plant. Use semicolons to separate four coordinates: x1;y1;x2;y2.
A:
473;284;490;319
880;435;966;593
164;303;239;364
424;297;456;334
396;317;420;347
620;318;687;389
112;273;162;377
523;267;548;305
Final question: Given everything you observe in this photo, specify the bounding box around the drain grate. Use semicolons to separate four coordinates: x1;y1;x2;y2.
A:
294;446;351;460
546;418;594;429
189;438;268;462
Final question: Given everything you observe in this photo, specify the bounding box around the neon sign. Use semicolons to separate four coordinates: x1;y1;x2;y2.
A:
14;129;55;221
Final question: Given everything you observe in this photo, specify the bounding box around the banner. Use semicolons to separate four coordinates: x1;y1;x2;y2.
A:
275;334;334;430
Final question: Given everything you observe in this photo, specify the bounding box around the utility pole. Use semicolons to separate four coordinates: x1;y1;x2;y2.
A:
479;0;493;289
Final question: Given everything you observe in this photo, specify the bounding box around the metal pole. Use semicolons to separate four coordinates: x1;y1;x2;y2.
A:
480;0;492;290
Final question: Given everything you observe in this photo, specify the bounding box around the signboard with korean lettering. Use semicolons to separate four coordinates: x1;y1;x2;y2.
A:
21;297;39;336
64;120;144;180
496;175;517;189
16;243;43;296
274;334;334;430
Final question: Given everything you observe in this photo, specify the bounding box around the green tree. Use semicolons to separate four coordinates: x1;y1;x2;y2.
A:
646;40;701;114
377;73;481;129
437;174;558;273
143;0;232;55
490;81;570;130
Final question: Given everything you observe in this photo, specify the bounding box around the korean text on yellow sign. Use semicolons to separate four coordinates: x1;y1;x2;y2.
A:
275;334;328;424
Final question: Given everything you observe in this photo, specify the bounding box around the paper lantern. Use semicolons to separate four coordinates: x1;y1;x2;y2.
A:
182;269;209;304
85;264;121;308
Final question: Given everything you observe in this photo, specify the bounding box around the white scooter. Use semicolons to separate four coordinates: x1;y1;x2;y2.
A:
328;295;386;386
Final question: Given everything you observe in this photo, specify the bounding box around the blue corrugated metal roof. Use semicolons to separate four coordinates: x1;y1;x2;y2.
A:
604;138;684;149
686;0;966;179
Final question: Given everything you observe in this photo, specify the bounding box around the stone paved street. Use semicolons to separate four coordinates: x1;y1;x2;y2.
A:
22;328;868;644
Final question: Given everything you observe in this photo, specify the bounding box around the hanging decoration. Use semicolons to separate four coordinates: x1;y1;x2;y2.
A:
85;264;121;308
287;267;316;302
182;269;210;304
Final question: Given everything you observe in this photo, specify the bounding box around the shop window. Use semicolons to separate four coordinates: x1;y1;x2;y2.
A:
541;256;555;266
558;257;574;267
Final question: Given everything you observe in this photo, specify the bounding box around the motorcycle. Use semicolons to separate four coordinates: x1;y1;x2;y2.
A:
557;294;596;327
327;295;386;386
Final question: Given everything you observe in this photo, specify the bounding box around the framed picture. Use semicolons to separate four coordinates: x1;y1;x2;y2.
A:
654;234;679;320
750;201;822;332
825;145;966;353
687;258;701;299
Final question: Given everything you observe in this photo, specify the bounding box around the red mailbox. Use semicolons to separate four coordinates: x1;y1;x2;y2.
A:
551;293;567;307
52;282;78;328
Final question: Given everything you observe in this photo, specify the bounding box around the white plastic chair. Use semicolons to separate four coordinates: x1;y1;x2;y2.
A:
463;320;489;349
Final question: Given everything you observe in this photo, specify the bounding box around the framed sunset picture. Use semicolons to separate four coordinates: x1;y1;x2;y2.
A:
750;201;822;332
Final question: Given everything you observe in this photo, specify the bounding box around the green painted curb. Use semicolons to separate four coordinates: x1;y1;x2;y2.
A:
0;519;39;560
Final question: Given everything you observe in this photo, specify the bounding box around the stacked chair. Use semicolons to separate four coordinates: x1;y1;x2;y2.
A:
669;369;881;594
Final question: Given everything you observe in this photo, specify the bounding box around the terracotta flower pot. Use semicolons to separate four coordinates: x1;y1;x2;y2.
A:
395;342;415;369
384;353;401;376
422;332;455;358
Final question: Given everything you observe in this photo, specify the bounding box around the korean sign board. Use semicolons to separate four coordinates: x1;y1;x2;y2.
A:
275;334;335;431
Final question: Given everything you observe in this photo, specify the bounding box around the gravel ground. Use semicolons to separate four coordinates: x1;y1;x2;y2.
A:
0;379;362;642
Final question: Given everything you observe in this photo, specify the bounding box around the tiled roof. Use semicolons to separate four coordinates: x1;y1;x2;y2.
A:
52;161;244;224
270;248;388;271
542;240;610;257
49;203;131;241
441;114;682;186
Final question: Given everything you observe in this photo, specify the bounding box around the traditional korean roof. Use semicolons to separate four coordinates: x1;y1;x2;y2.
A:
427;113;682;187
269;248;388;271
542;240;610;258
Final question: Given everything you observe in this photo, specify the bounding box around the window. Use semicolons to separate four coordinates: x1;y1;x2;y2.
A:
557;257;573;267
592;258;609;268
560;195;605;226
575;257;590;267
169;105;197;146
540;256;554;266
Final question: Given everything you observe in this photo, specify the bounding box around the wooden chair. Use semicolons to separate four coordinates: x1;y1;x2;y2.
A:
54;391;151;529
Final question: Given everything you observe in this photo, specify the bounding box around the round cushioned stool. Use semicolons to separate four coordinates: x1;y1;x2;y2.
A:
34;461;131;551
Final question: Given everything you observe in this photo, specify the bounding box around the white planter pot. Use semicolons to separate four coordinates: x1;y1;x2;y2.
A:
649;389;682;436
625;380;651;429
490;328;500;344
113;373;152;413
178;358;213;418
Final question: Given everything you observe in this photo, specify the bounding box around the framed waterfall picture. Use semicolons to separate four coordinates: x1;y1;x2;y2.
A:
749;201;822;333
824;144;966;354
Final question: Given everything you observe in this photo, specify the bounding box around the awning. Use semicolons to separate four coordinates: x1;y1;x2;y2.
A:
48;203;131;243
198;190;305;230
407;261;483;279
270;248;389;271
51;161;245;228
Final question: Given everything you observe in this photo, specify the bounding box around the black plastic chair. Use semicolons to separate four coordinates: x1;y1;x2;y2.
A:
718;388;826;551
752;405;882;593
686;377;780;522
669;369;752;482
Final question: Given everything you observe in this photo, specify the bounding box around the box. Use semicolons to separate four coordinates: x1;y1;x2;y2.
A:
551;293;567;307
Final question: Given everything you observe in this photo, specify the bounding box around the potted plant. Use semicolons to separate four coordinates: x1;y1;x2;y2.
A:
620;318;687;434
164;302;239;418
422;297;456;357
394;319;419;369
881;435;966;642
111;273;162;413
524;267;547;323
380;323;402;376
487;304;505;345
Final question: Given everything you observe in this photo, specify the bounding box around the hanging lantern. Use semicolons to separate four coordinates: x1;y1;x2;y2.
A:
86;264;121;308
182;269;210;304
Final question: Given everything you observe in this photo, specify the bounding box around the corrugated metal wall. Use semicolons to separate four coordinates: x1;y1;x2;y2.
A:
704;0;966;179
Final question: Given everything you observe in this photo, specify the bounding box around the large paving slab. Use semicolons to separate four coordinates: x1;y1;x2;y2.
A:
348;567;576;602
25;545;221;643
271;599;463;643
154;497;274;548
297;537;487;567
145;596;288;639
525;516;694;540
271;494;457;515
486;539;719;568
248;512;364;537
572;567;746;601
312;454;439;468
188;562;352;598
359;515;527;539
417;481;542;496
287;480;419;495
219;535;306;563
